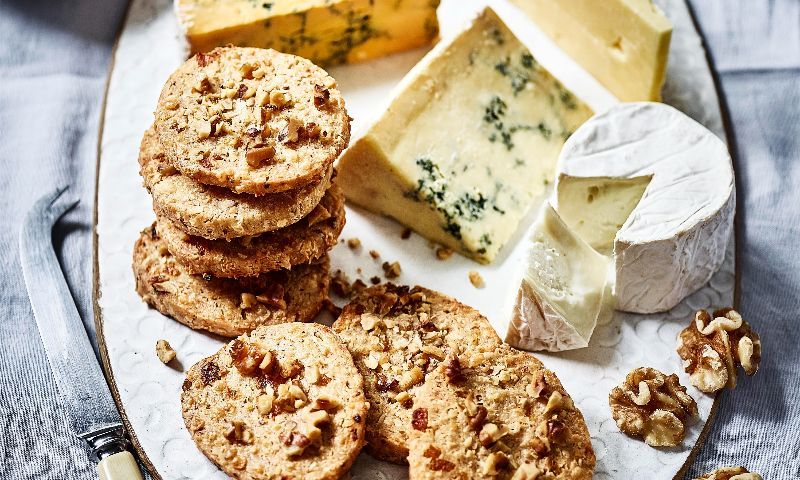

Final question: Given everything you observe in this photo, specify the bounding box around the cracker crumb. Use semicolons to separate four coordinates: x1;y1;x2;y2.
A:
369;250;380;260
347;238;361;250
468;271;485;289
436;247;454;260
382;261;402;279
401;228;412;240
156;339;176;365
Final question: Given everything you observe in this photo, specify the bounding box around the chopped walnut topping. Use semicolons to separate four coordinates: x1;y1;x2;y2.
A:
609;367;698;447
542;390;573;415
468;271;485;288
400;366;425;390
360;315;381;331
468;404;488;432
281;430;311;458
382;261;402;279
511;464;543;480
224;420;253;444
478;422;509;447
423;445;455;472
192;74;211;93
694;466;762;480
311;394;341;411
269;90;291;108
240;293;258;310
347;238;361;249
444;357;466;384
155;339;176;365
313;85;330;107
369;250;380;259
279;117;302;144
257;392;274;416
230;339;266;376
275;382;308;412
482;451;510;475
302;409;331;447
677;309;761;392
395;391;412;408
245;144;276;167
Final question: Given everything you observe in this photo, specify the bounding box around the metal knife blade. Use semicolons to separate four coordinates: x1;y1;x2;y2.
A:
19;187;124;443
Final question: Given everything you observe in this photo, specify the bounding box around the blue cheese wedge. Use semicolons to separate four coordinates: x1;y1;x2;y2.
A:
507;203;614;352
337;8;593;263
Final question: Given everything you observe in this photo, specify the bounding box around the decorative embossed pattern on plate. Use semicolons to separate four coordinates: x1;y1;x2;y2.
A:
96;0;732;478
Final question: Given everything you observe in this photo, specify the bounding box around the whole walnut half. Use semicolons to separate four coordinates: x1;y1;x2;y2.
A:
609;367;698;447
694;466;762;480
677;309;761;393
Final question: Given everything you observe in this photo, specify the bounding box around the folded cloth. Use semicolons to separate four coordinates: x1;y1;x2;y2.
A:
685;2;800;478
0;1;129;479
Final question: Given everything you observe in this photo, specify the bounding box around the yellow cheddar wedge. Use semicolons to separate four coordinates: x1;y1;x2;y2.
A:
511;0;672;101
175;0;441;65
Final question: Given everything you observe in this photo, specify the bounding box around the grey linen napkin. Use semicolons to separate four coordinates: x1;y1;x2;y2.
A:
0;1;128;478
0;0;797;478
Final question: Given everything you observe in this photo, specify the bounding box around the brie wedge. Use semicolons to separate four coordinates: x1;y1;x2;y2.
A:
555;102;735;314
507;203;614;352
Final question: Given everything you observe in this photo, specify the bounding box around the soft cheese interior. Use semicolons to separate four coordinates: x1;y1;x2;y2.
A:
555;102;735;314
337;8;593;263
507;203;614;352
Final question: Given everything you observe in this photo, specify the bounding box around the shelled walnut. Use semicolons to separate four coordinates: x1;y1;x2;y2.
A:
694;466;762;480
609;367;698;447
677;309;761;393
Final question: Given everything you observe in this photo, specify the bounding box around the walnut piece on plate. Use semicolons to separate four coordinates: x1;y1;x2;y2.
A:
693;466;762;480
609;367;698;447
677;308;761;393
155;339;176;365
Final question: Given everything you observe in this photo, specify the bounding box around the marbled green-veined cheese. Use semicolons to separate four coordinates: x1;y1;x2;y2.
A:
175;0;441;66
337;8;593;263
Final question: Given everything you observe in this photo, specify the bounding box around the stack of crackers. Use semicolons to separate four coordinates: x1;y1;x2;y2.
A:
133;46;350;337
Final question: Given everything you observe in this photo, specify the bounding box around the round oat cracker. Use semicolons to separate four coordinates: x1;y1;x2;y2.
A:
139;126;332;240
181;322;368;480
133;223;329;337
154;46;350;195
408;345;595;479
332;284;503;464
158;184;345;278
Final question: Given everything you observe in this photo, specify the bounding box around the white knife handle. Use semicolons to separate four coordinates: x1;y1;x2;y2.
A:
97;451;144;480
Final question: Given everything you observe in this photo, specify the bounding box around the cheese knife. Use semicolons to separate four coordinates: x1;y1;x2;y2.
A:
19;186;144;480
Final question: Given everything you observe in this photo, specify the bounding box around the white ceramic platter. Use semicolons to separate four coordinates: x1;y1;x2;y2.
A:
96;0;733;478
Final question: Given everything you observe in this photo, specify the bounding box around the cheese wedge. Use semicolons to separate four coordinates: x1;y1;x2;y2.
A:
175;0;441;65
510;0;672;101
337;8;592;263
507;203;614;352
555;102;735;314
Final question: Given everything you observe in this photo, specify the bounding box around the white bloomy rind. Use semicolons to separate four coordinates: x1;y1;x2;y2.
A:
507;203;615;352
555;102;735;314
